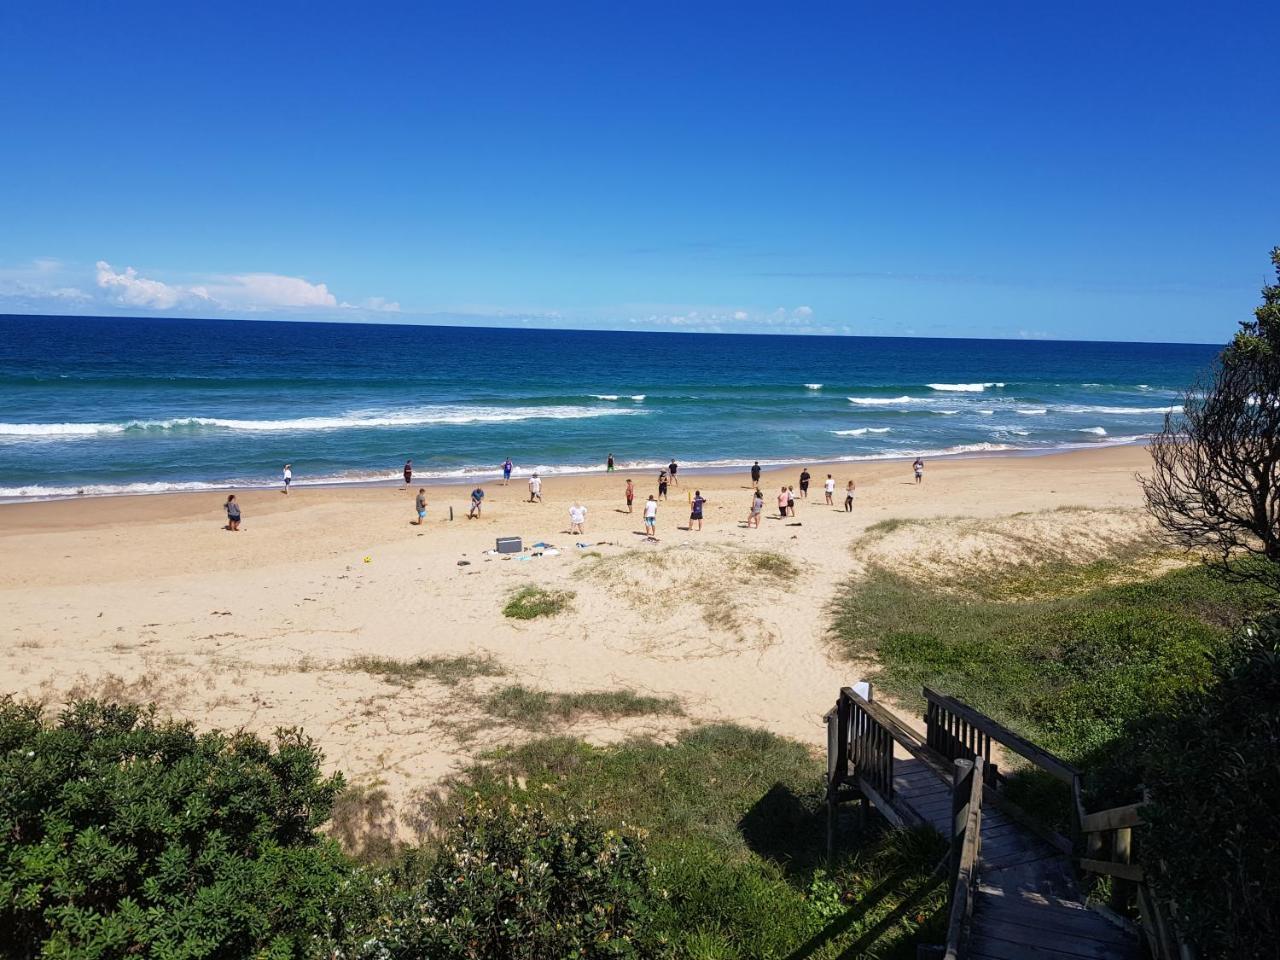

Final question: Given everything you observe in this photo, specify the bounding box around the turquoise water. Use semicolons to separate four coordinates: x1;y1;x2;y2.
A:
0;314;1218;500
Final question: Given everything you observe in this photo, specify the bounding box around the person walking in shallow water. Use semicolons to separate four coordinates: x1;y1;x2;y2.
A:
282;463;292;495
606;453;615;472
501;458;513;485
224;495;241;531
403;460;413;485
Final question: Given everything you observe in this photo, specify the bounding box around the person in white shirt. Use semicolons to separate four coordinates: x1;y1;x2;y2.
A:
528;473;542;503
643;495;658;539
568;501;587;534
282;463;292;495
823;474;835;505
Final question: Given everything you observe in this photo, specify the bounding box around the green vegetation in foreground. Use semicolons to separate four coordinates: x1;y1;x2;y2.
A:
482;684;684;729
502;585;575;619
831;557;1270;810
746;551;800;579
418;725;948;959
345;653;505;686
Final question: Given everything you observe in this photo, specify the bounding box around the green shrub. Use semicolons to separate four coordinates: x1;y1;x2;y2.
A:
1139;621;1280;955
0;698;354;959
363;802;659;959
503;586;574;619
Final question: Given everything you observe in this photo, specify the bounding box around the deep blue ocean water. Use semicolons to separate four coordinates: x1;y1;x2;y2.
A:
0;314;1220;500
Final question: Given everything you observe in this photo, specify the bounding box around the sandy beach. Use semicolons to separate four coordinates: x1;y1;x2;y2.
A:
0;445;1152;827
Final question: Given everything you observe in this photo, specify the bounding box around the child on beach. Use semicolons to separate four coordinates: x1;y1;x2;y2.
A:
799;468;811;498
824;474;835;505
224;495;241;531
787;486;796;516
502;458;513;484
468;486;485;518
643;495;658;539
746;489;763;528
414;488;427;524
528;473;542;502
845;479;856;512
569;501;587;534
658;470;669;499
913;458;924;484
282;463;291;495
689;490;706;531
625;478;634;512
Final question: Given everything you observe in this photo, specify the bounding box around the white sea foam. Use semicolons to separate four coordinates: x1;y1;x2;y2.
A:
630;394;646;401
927;382;1005;392
592;394;620;400
932;409;960;415
1076;426;1108;435
848;395;915;405
1016;408;1048;415
996;427;1031;436
805;383;823;390
831;428;892;436
0;405;645;439
1054;404;1177;415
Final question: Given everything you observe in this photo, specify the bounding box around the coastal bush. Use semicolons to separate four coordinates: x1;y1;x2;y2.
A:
345;652;505;686
359;802;660;959
0;698;355;959
1138;621;1280;955
503;585;575;619
415;726;948;959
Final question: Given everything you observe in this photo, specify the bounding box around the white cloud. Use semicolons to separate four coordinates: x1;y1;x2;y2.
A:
793;305;813;317
96;261;186;309
733;310;749;321
204;273;337;309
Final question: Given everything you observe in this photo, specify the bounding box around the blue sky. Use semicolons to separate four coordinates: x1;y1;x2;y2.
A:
1;2;1275;342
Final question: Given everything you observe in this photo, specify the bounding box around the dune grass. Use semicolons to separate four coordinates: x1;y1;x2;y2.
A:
830;558;1268;812
345;653;505;687
502;586;575;619
417;725;948;959
482;684;683;729
747;551;799;579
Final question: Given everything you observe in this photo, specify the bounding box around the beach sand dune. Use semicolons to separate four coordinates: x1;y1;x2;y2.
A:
0;446;1152;827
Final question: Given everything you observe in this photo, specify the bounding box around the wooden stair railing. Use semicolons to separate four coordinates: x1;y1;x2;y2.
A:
943;757;984;960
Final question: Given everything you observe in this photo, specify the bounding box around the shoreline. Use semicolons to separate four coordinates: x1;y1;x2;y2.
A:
0;436;1151;505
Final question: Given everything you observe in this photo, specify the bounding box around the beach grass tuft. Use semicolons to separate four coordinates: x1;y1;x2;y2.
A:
747;550;799;579
345;653;505;687
481;684;683;729
502;586;575;619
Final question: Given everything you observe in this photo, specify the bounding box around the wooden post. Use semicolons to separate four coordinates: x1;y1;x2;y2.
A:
1110;826;1133;912
950;758;975;885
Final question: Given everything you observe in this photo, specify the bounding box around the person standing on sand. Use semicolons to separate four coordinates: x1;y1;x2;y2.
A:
468;486;485;518
658;470;669;500
413;488;427;524
799;467;811;498
689;490;707;531
282;463;292;495
668;459;679;485
751;461;761;485
745;489;763;528
824;474;835;506
913;458;924;484
643;494;658;538
224;495;241;531
569;501;587;534
528;473;542;503
787;485;796;516
625;478;634;513
777;486;789;519
607;453;615;472
502;458;513;484
845;479;856;512
403;460;413;485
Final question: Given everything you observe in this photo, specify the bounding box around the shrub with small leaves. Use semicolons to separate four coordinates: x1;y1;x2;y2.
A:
362;801;660;959
0;698;355;959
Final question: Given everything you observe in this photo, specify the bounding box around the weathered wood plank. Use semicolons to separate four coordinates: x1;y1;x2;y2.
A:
1077;857;1145;882
967;931;1124;960
1080;802;1143;833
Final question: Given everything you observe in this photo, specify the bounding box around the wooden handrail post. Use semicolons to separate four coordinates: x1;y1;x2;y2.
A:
950;758;975;885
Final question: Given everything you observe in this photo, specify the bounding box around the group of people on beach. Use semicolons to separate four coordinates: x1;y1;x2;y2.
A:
222;454;924;530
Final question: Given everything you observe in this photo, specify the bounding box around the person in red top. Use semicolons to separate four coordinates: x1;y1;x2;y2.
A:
625;478;634;513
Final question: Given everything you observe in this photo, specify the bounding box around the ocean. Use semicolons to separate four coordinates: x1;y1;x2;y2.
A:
0;314;1219;501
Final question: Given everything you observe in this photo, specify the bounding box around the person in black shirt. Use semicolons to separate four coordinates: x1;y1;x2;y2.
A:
799;468;811;498
750;461;761;484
